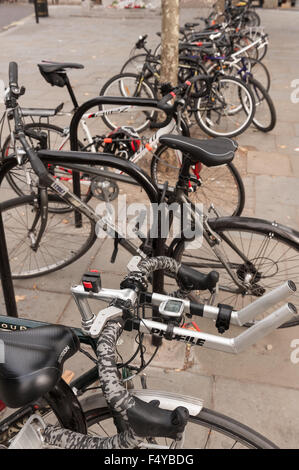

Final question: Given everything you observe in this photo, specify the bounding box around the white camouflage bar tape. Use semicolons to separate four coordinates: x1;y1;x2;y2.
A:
43;321;142;449
138;256;181;277
43;424;140;449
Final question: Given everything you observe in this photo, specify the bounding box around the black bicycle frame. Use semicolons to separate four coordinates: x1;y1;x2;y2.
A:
0;147;162;317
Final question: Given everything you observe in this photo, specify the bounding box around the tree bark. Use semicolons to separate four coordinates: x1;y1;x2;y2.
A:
160;0;180;87
213;0;225;22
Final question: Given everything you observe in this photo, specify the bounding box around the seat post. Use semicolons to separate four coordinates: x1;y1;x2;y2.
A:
177;156;192;189
63;75;82;226
64;75;79;110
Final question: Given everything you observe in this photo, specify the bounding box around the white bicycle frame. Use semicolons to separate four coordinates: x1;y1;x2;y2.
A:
9;104;181;187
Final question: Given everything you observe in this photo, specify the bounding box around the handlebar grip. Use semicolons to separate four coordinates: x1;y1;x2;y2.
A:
150;92;176;129
136;34;148;48
177;264;219;292
157;92;176;112
127;397;189;439
149;113;173;129
9;62;18;87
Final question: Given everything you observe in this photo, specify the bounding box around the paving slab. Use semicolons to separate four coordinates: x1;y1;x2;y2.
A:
247;150;292;176
0;285;70;323
255;175;299;208
213;376;299;448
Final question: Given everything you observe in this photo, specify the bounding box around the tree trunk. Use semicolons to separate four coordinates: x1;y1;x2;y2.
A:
160;0;180;87
213;0;225;22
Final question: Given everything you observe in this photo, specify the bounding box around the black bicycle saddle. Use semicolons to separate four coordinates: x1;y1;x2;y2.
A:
0;325;79;408
38;61;84;74
159;135;238;167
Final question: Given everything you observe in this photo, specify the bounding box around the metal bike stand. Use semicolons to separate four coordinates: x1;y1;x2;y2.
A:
69;96;167;345
0;206;18;317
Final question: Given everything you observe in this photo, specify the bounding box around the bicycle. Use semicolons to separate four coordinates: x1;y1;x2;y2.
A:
197;36;275;132
100;39;256;139
2;64;299;331
1;254;295;448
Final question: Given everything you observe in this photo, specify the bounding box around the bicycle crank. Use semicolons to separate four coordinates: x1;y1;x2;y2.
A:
90;176;119;202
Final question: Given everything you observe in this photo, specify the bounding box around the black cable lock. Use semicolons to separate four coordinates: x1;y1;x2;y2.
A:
215;304;233;334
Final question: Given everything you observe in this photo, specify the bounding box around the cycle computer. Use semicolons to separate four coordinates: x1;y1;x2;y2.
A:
158;299;185;319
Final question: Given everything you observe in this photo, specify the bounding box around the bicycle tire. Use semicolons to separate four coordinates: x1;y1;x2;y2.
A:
235;34;258;60
243;10;261;27
244;30;268;61
99;72;157;132
120;53;153;77
209;58;270;93
1;122;90;213
246;58;270;92
1;389;278;449
248;77;276;132
150;144;245;217
1;194;96;279
194;75;255;138
173;216;299;328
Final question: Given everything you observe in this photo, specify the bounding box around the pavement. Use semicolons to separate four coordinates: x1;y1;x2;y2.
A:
0;2;34;31
0;4;299;449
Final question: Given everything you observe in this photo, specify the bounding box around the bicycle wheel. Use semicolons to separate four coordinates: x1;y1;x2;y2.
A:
80;393;278;449
120;54;147;74
194;76;255;138
235;34;258;60
1;389;277;449
248;59;270;92
248;77;276;132
243;10;261;27
99;73;157;132
1;194;96;279
1;122;91;213
150;144;245;217
173;216;299;327
207;58;270;94
244;30;268;61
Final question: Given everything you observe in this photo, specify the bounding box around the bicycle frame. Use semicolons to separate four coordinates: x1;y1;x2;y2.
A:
4;102;185;191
